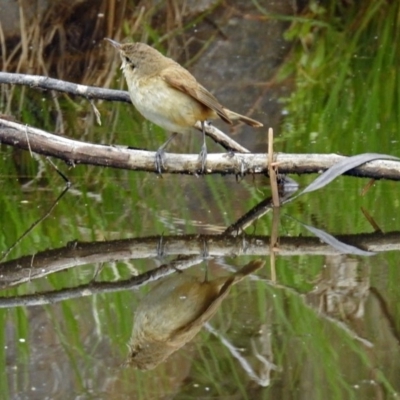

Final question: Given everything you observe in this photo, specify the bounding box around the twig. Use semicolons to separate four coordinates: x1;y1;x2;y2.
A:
0;184;70;262
269;207;280;282
0;256;204;308
0;155;70;261
0;71;131;103
205;323;274;387
24;124;32;157
268;127;280;207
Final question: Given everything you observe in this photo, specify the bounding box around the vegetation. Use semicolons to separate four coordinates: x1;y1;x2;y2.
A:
1;0;400;398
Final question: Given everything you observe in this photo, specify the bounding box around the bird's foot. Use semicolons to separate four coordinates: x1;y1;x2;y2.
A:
198;143;207;174
155;148;166;174
227;149;235;158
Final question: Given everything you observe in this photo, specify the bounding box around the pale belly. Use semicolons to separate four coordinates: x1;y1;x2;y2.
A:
127;76;213;134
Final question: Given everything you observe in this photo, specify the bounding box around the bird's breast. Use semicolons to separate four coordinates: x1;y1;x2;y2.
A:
125;73;215;133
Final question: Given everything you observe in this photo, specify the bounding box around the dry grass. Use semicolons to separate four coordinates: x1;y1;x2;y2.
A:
1;0;219;81
0;0;220;123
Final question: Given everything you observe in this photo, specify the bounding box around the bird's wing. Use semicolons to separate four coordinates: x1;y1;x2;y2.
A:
161;67;232;124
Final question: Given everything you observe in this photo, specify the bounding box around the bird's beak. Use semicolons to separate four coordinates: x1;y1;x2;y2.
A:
104;38;122;50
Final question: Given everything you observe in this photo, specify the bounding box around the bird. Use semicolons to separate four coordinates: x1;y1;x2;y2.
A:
105;38;263;173
127;259;264;369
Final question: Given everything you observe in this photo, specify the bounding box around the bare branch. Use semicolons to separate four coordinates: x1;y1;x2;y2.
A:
0;118;261;174
0;231;399;289
0;71;131;103
1;118;400;179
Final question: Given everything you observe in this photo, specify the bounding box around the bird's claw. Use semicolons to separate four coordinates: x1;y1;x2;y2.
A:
198;143;207;174
155;149;165;174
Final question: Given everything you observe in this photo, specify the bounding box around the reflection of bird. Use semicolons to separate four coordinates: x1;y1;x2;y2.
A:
127;260;264;370
105;38;263;173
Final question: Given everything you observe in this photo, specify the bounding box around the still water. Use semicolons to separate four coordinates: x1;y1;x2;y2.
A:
1;1;400;399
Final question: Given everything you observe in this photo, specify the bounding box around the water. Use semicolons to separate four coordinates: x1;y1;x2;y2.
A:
1;1;400;399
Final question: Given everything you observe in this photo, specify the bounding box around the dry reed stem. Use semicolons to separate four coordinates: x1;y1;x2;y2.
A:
268;128;280;207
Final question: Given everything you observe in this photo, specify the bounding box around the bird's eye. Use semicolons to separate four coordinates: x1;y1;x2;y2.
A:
123;56;135;69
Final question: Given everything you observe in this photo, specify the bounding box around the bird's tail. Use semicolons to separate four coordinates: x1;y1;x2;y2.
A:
232;260;264;283
225;109;263;128
213;259;264;291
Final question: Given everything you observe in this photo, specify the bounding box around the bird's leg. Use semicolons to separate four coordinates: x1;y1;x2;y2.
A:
155;132;178;174
198;121;208;173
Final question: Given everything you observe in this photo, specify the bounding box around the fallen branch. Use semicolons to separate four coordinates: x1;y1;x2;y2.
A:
0;118;256;174
1;118;400;179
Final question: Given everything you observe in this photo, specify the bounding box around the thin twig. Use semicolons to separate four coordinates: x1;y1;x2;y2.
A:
24;124;33;157
268;127;280;207
0;184;70;261
0;72;131;103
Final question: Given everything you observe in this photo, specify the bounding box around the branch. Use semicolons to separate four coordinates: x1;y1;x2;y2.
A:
0;231;398;289
1;118;400;179
0;118;256;174
0;71;131;103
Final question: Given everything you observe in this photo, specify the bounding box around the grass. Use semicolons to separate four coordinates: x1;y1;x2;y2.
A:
278;0;399;155
1;1;400;398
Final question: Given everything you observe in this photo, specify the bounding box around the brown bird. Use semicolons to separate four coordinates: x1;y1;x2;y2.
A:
127;260;264;370
105;38;263;173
